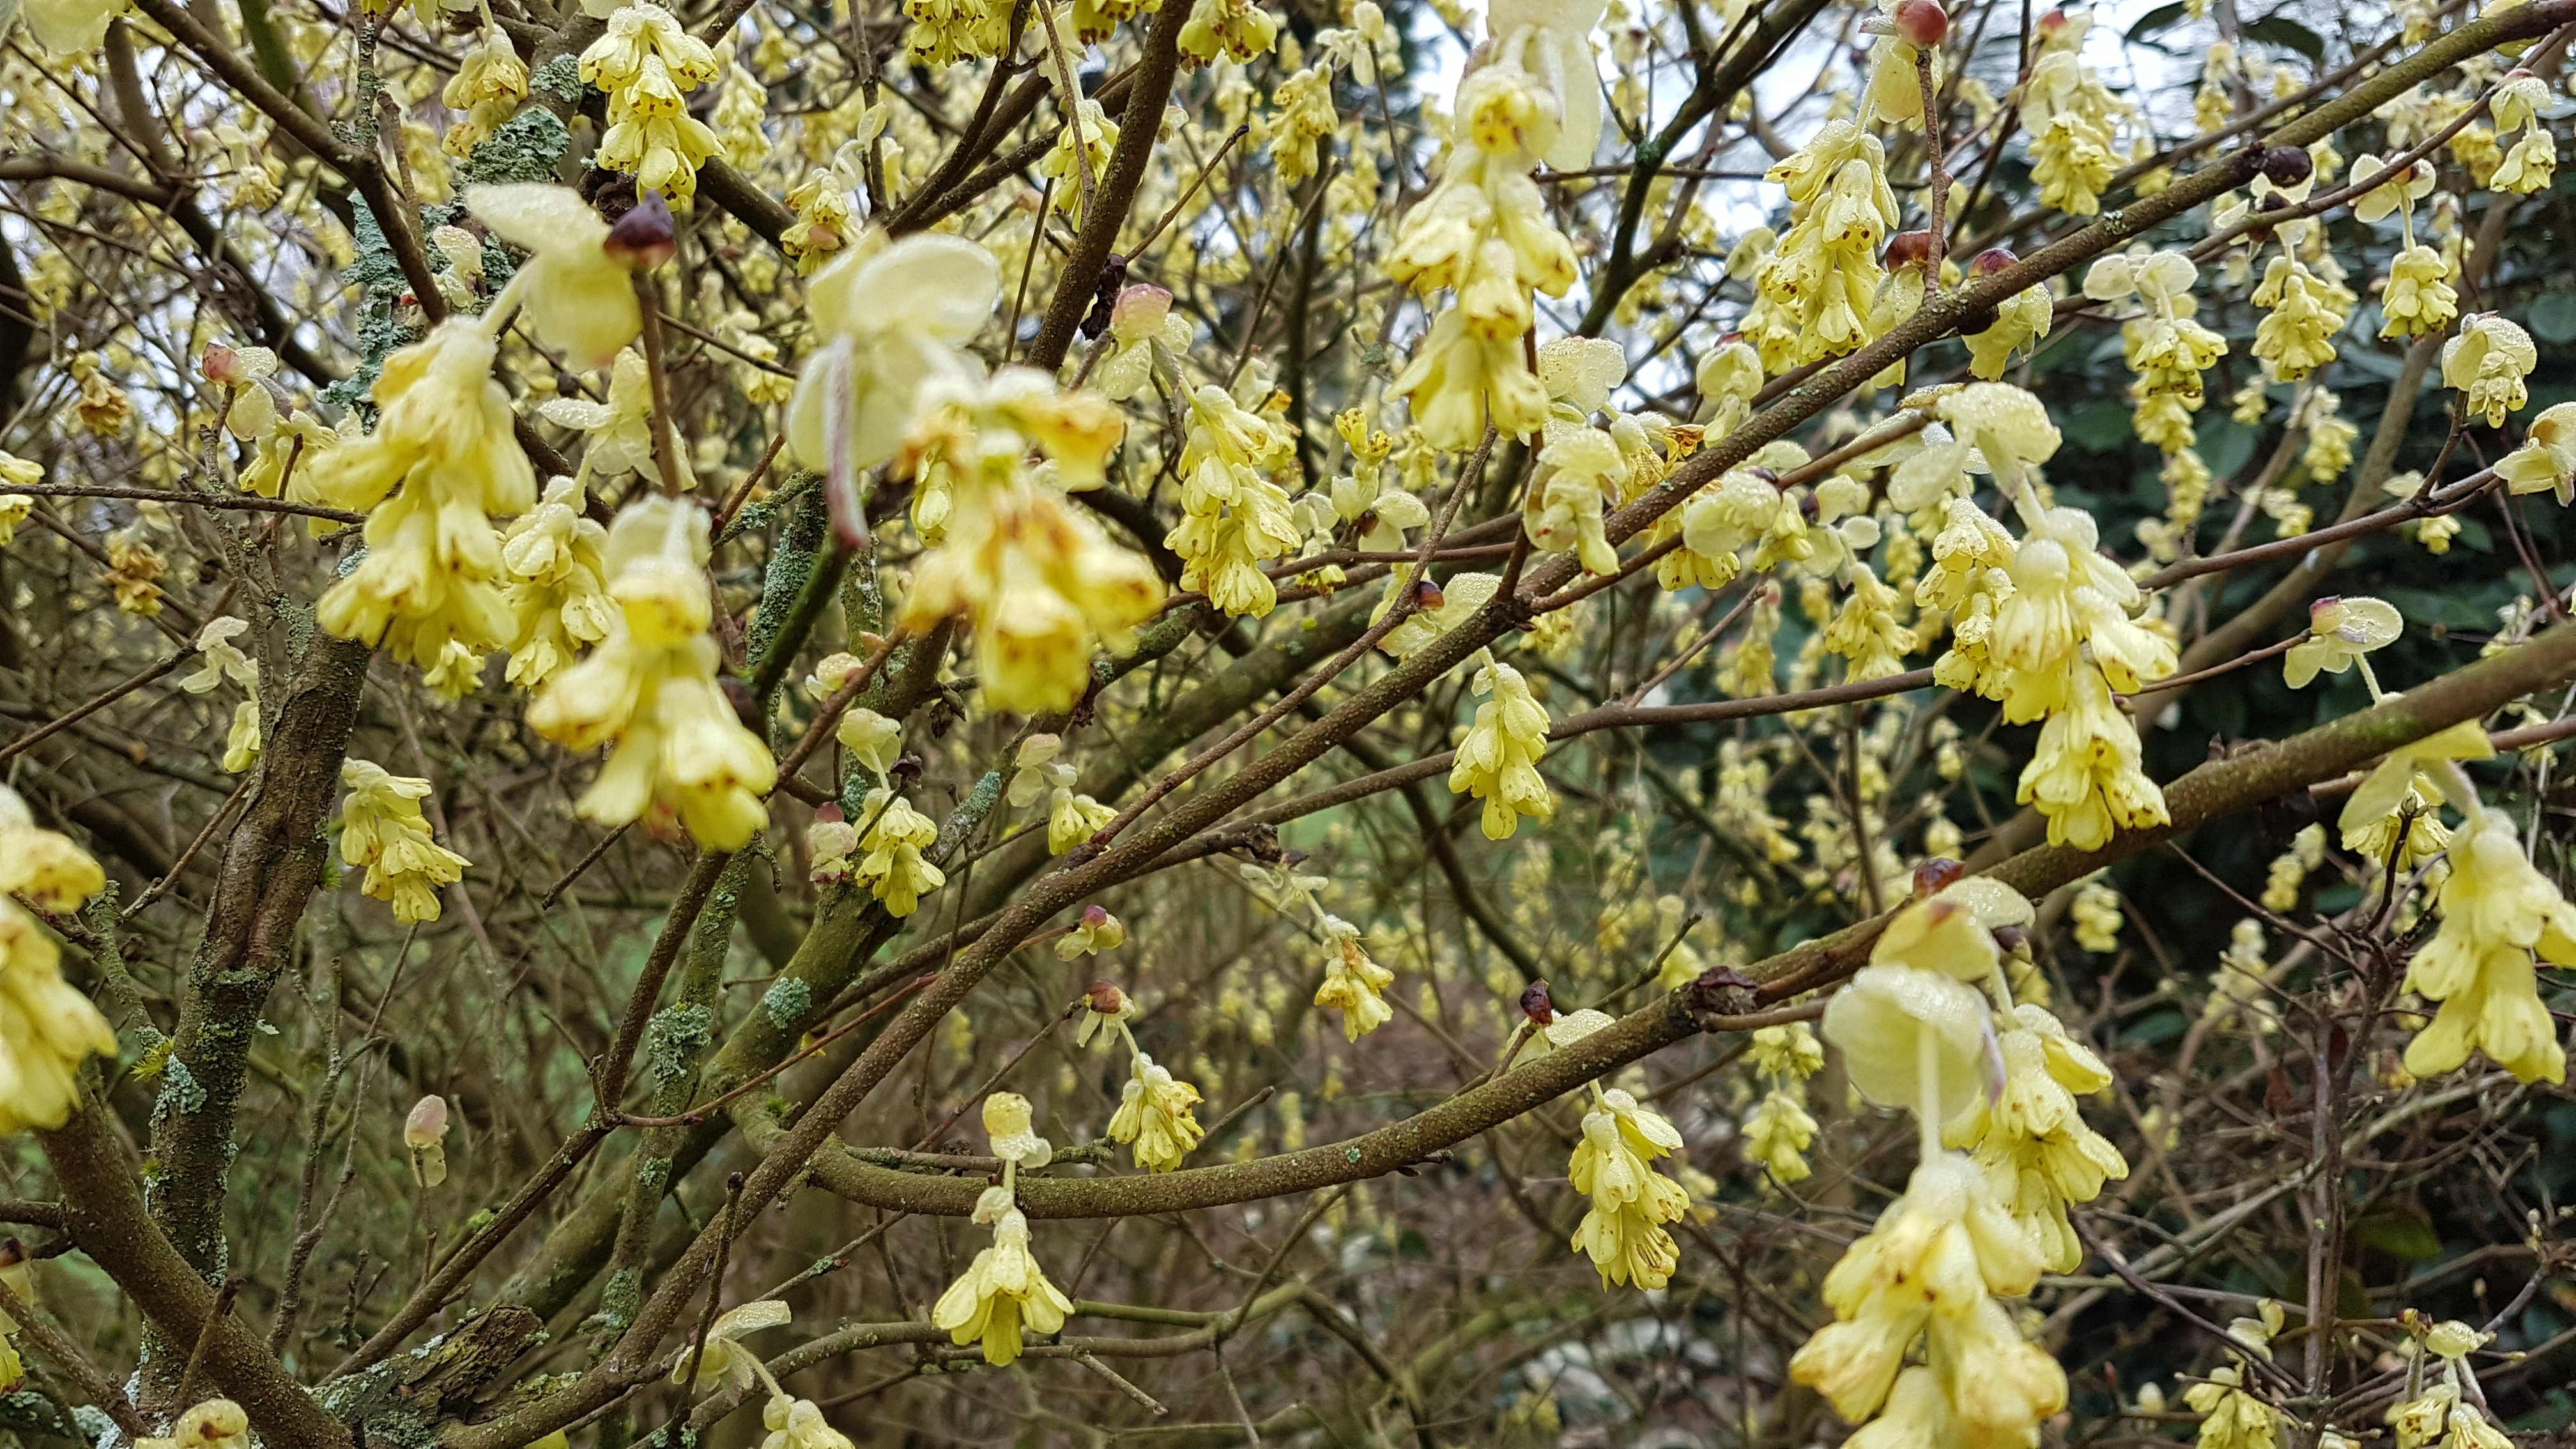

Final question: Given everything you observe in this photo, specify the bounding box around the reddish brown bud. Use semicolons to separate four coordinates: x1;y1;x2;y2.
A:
1913;857;1968;897
2037;6;2070;33
1411;576;1447;611
1892;0;1949;47
1968;246;2019;278
606;190;678;271
1082;903;1112;929
1992;923;2030;954
1885;228;1936;270
814;802;844;824
1086;979;1129;1016
1519;979;1556;1025
2260;145;2314;188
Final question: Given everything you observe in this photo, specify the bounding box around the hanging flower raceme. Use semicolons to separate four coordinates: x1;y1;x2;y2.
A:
1006;734;1116;855
500;475;617;687
443;26;530;157
1385;0;1595;447
1742;1020;1824;1184
897;372;1162;712
1169;383;1302;617
2488;68;2556;193
2020;44;2129;215
0;451;36;548
1944;1004;2128;1271
1449;650;1555;839
2443;314;2538;428
2336;719;2491;867
336;760;471;926
1568;1084;1690;1289
904;0;1006;65
2388;1321;2515;1449
527;496;777;850
181;616;263;773
307;319;536;694
1313;914;1395;1039
853;788;944;916
2250;251;2349;381
1801;875;2067;1449
1080;984;1208;1170
1790;1153;2062;1446
1750;120;1901;371
579;3;723;204
1110;1052;1206;1170
2499;400;2576;503
0;787;119;1137
933;1094;1074;1364
2402;809;2571;1084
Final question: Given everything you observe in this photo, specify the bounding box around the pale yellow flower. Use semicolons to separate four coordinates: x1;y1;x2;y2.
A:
337;760;470;925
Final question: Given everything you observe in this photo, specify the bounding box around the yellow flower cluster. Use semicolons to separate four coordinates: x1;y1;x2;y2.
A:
181;617;263;773
1747;120;1899;371
2388;1321;2515;1449
2402;809;2571;1084
0;788;121;1135
1169;383;1302;617
1568;1085;1690;1289
904;0;1007;65
1802;880;2069;1449
1386;12;1588;447
580;3;722;203
1007;734;1116;855
336;760;471;925
1109;1053;1206;1170
2184;1309;2285;1449
1312;914;1394;1040
528;496;777;850
1943;1004;2129;1271
853;788;944;916
442;26;528;157
933;1097;1073;1365
500;476;617;688
2442;314;2536;429
2021;36;2128;215
1741;1022;1822;1186
1449;653;1555;839
309;320;536;694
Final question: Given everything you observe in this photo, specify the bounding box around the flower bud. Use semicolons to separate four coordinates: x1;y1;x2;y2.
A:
1892;0;1948;48
1519;978;1556;1025
1087;979;1129;1017
1109;283;1174;344
605;190;678;271
1968;246;2018;279
1884;228;1936;270
1410;576;1446;611
201;344;249;387
1912;857;1967;897
1082;903;1112;929
2260;144;2313;188
404;1094;451;1189
403;1094;450;1149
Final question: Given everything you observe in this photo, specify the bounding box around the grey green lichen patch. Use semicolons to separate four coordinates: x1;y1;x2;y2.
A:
762;977;812;1030
530;55;586;105
155;1057;206;1118
461;107;573;188
319;197;414;415
643;1004;712;1086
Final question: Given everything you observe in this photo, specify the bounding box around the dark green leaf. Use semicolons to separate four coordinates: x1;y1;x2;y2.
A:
2243;13;2324;59
2127;1;2189;42
2349;1208;2444;1261
2528;291;2576;344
